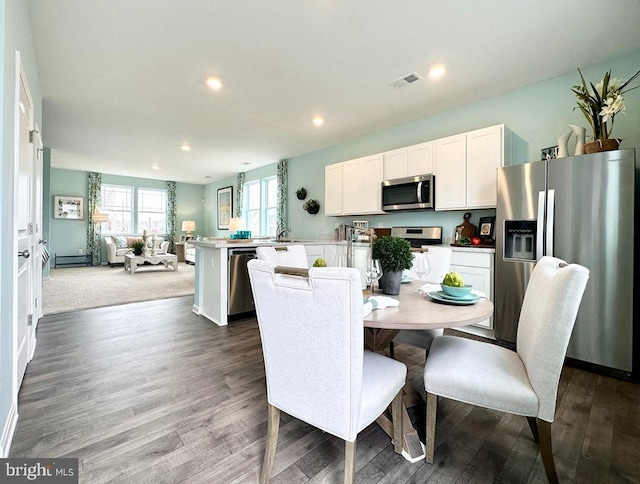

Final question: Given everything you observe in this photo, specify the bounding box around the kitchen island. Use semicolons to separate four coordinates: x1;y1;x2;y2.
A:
191;239;345;326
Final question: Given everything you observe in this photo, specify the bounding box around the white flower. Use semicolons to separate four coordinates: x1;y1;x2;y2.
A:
599;94;625;122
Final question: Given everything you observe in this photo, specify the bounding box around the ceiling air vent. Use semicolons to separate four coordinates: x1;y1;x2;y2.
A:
389;72;423;89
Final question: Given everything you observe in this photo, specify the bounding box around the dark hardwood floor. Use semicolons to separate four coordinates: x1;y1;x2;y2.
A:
10;296;640;483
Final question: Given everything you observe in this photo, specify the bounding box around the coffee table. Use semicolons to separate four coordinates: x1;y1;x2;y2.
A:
124;252;178;275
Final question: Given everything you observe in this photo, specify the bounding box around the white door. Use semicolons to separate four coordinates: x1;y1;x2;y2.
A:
15;58;34;388
32;127;44;330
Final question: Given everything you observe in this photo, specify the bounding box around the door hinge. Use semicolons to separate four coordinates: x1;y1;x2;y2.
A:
28;314;33;326
28;223;34;235
29;129;39;143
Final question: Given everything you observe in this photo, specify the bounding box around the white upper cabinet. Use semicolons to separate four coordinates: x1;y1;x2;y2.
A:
407;141;434;176
435;124;508;210
434;133;467;210
325;153;384;216
383;141;434;181
324;163;343;216
383;148;408;180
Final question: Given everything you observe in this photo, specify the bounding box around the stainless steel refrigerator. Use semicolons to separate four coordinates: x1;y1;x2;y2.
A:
495;148;637;380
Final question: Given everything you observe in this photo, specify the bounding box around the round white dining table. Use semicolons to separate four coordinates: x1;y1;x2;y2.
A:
363;282;494;462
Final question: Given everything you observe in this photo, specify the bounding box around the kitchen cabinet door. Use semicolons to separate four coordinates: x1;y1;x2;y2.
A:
407;141;434;176
361;154;384;213
466;125;503;208
341;158;364;214
383;148;408;181
324;163;343;215
435;133;467;210
450;250;494;331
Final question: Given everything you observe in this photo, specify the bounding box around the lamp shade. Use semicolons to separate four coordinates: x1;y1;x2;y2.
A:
182;220;196;232
229;218;244;233
92;212;109;223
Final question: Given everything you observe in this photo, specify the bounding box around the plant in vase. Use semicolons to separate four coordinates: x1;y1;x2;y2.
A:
129;239;145;256
372;236;414;295
572;67;640;153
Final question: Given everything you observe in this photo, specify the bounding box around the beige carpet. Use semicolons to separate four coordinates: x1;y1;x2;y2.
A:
43;262;195;314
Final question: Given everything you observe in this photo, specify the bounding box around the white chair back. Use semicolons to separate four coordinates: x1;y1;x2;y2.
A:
247;259;365;441
256;245;308;268
422;246;453;284
516;256;589;421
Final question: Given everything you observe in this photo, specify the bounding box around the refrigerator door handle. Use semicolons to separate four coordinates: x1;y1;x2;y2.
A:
546;189;555;256
537;191;545;261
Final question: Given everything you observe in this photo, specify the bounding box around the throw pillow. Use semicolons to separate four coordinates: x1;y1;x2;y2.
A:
115;236;128;249
127;237;144;247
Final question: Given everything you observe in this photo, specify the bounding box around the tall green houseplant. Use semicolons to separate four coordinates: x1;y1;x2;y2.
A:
372;236;414;295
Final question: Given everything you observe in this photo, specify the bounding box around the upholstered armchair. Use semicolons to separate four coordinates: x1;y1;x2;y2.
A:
255;245;308;268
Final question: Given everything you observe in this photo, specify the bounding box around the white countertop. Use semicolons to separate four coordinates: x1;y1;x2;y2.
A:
431;244;495;254
191;238;344;249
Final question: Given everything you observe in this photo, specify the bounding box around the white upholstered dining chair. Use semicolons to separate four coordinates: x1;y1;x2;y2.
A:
391;246;453;358
255;244;308;268
423;256;589;483
247;259;407;484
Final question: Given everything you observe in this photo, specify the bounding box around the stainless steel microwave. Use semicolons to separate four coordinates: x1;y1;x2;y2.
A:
381;174;434;211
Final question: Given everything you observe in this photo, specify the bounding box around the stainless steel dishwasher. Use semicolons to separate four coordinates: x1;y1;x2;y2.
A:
228;247;257;316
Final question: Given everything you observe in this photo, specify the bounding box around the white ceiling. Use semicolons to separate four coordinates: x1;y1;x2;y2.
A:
27;0;640;185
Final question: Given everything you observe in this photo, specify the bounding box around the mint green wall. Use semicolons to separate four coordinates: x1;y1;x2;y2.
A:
1;0;42;457
202;163;278;237
49;168;205;265
282;51;640;241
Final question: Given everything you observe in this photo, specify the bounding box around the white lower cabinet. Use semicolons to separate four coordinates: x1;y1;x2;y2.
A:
450;250;495;336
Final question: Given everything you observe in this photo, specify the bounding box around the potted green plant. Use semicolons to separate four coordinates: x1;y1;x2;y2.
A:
129;239;145;256
372;236;414;295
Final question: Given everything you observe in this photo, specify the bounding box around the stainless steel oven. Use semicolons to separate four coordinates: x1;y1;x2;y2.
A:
381;174;434;211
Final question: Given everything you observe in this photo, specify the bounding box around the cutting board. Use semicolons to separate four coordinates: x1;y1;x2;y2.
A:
456;212;476;239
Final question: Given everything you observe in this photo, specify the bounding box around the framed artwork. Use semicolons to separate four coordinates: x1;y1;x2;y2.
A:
541;145;558;161
179;235;186;242
54;196;84;219
217;186;233;230
478;216;495;240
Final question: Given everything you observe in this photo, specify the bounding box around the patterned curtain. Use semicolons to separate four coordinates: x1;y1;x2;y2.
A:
166;181;177;254
87;172;102;266
277;159;288;231
235;172;245;217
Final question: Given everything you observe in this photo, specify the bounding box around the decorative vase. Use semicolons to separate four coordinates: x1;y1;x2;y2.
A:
568;124;586;156
133;248;142;256
584;138;622;154
379;270;402;296
557;130;572;158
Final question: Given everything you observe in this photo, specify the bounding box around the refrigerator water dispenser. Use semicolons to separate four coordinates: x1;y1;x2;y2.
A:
504;221;536;261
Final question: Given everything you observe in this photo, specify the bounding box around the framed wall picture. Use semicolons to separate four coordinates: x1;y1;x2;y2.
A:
478;216;495;240
54;195;84;219
217;186;233;230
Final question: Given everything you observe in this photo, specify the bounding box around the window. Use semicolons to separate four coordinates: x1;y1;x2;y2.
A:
101;185;167;234
244;176;278;236
138;188;167;234
101;185;132;233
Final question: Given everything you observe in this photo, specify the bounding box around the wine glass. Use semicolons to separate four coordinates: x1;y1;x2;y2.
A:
413;253;431;294
365;259;383;294
333;254;347;267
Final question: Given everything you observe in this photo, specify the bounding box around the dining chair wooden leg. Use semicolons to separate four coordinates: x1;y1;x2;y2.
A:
344;439;356;484
260;404;280;484
537;418;559;484
391;390;403;454
425;392;437;464
527;416;539;443
389;341;395;359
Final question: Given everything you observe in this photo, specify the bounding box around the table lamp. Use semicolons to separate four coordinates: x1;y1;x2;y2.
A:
92;212;109;224
229;217;244;236
182;220;196;239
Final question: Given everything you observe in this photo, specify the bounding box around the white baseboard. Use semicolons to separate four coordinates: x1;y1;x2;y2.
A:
1;402;18;458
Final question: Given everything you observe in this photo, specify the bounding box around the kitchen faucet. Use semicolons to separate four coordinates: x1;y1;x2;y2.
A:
276;226;291;241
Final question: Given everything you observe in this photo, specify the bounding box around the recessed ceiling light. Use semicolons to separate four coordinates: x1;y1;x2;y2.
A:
242;162;251;165
428;64;447;79
312;116;325;127
206;77;223;90
180;144;191;151
205;175;211;179
152;164;160;170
